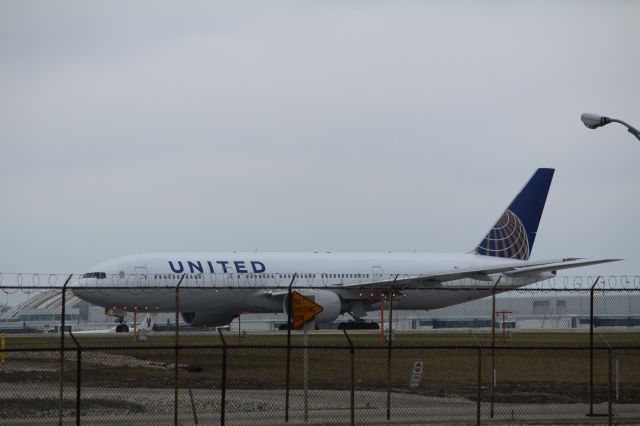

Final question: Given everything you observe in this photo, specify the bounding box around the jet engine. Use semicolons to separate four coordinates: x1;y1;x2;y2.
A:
283;290;342;323
181;311;237;327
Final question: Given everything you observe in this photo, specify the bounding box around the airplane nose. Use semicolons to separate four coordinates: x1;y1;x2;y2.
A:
71;287;87;297
72;287;103;307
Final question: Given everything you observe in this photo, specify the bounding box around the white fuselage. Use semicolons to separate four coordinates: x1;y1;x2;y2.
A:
72;252;549;324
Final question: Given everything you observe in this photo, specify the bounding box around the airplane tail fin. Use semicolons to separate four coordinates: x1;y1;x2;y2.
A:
474;168;554;260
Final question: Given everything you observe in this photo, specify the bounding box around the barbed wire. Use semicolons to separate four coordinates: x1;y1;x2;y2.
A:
0;272;638;292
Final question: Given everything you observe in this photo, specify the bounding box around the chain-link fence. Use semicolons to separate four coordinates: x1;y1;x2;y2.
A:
0;273;639;424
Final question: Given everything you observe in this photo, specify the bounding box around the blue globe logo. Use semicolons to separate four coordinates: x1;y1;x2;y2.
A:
475;210;530;260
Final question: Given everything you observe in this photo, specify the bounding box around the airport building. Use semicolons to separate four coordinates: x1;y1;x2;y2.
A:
0;290;176;333
2;289;639;333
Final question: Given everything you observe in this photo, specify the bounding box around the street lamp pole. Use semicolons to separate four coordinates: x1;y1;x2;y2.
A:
581;113;640;142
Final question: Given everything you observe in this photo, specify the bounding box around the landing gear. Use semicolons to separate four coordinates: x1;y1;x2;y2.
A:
277;323;320;331
115;324;130;333
338;307;380;329
337;320;379;330
105;308;130;333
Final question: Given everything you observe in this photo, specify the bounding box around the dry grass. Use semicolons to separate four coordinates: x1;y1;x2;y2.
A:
3;331;639;401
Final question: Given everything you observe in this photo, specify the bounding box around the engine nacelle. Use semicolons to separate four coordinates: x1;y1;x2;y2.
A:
181;311;236;327
283;290;342;323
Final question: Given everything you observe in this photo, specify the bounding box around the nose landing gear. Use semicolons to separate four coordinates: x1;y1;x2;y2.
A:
105;308;130;333
115;324;130;333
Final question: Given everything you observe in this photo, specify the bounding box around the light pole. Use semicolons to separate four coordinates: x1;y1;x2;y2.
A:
581;113;640;142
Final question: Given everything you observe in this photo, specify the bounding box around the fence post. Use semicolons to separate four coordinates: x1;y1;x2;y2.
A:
69;332;82;426
589;276;601;416
386;275;398;421
218;329;227;426
59;274;74;426
343;330;355;426
476;346;482;426
285;273;297;423
188;388;198;425
174;274;185;426
608;348;613;426
490;277;501;419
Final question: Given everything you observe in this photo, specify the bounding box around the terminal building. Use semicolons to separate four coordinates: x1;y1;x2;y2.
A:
0;290;176;333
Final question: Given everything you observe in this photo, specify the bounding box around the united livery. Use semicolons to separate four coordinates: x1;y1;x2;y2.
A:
168;260;267;274
73;168;620;329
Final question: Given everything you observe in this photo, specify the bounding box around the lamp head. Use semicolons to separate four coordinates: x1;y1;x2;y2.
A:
581;113;611;129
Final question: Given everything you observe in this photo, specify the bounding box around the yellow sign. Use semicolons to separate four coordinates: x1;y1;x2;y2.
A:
292;292;324;330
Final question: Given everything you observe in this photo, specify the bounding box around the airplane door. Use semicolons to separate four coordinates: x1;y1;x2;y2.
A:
135;267;148;286
371;265;383;281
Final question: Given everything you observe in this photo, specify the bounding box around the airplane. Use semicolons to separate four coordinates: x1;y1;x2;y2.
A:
72;168;619;328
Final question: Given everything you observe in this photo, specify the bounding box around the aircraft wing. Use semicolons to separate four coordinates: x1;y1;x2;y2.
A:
262;258;621;298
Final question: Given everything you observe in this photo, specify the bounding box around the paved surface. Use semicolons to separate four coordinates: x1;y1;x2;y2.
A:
2;385;639;425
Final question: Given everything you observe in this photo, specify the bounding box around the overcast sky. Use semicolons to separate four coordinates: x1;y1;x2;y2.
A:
1;1;639;277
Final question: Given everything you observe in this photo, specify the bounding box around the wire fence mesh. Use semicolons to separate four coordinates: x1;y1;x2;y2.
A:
0;273;639;424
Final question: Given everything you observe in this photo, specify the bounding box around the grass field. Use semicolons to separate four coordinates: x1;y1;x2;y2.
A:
6;328;640;348
2;331;639;404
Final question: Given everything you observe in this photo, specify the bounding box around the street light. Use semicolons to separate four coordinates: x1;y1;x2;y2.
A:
581;113;640;142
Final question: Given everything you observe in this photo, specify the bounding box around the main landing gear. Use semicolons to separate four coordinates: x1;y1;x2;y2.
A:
337;320;379;330
338;311;379;329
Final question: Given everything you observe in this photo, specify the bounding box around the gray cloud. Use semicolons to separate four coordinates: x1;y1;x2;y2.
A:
1;1;638;275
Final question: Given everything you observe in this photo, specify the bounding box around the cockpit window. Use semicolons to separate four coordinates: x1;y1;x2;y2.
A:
81;272;107;279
